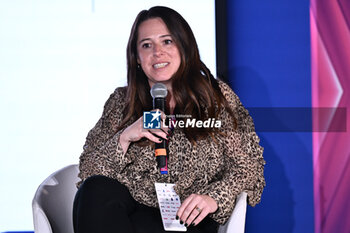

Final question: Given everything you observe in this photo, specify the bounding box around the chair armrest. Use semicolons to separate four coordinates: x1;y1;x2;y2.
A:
32;200;53;233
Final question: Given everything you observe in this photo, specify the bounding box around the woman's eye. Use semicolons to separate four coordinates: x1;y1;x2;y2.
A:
164;39;172;44
142;43;151;48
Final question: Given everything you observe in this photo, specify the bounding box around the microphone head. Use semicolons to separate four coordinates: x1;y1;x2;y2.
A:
150;83;168;98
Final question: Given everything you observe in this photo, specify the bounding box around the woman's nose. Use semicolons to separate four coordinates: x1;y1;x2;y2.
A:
153;44;163;56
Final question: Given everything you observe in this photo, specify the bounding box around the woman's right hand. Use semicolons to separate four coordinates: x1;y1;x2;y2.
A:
119;110;169;154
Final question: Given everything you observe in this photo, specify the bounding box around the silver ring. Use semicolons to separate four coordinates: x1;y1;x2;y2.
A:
195;206;202;213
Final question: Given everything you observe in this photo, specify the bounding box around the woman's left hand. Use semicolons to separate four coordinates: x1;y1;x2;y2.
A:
176;194;218;227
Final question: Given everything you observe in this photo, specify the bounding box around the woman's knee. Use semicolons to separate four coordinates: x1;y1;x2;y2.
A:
78;175;132;203
80;175;114;190
77;175;117;200
76;175;136;215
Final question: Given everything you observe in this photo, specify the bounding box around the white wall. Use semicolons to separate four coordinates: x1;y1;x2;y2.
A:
0;0;215;231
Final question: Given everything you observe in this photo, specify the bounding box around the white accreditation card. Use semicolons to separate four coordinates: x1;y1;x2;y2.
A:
155;183;187;232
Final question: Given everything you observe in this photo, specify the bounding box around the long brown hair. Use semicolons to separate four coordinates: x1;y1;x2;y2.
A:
119;6;235;143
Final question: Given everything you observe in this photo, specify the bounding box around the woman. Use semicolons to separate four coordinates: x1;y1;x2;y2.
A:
73;6;265;233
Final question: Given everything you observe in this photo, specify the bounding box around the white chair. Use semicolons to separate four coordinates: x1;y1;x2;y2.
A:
32;164;247;233
32;165;79;233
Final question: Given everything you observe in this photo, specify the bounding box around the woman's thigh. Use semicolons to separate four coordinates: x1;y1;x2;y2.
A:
73;175;137;232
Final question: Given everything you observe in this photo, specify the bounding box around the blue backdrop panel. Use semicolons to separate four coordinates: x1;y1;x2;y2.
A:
226;1;314;233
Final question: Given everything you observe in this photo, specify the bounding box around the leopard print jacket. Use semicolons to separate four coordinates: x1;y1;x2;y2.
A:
77;80;266;225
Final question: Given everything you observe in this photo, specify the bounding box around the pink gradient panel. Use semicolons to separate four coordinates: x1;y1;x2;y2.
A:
311;0;350;233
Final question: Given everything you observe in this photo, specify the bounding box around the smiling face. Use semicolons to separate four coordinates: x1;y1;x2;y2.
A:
137;17;181;88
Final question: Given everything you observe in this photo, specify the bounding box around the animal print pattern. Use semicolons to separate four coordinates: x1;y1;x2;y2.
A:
77;80;266;225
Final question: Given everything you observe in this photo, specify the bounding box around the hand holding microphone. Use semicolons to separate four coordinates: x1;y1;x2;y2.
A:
119;83;169;169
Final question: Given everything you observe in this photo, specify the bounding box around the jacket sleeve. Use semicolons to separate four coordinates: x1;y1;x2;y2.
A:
77;87;135;187
198;81;266;225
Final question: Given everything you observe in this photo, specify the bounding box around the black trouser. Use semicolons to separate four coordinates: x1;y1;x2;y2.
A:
73;175;219;233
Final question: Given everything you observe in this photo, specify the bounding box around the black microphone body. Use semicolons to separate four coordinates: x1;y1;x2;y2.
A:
153;97;165;113
154;97;167;168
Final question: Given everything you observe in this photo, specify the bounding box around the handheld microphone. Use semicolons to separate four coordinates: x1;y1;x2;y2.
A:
150;83;168;175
